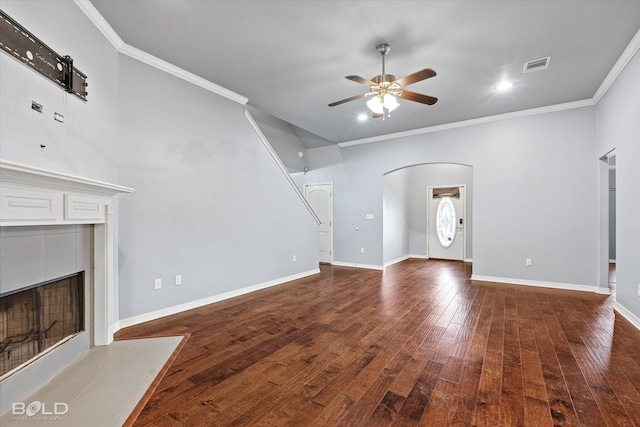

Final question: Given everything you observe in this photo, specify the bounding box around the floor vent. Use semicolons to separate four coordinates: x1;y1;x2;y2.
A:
523;56;551;73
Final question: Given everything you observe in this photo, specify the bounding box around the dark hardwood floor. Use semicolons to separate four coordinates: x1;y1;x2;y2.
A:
116;259;640;426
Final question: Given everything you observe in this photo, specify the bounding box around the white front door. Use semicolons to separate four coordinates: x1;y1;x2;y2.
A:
304;183;333;264
428;186;465;261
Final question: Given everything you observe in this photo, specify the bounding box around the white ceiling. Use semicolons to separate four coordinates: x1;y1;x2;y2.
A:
90;0;640;146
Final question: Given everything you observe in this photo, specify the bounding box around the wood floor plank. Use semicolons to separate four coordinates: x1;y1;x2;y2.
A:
113;260;640;426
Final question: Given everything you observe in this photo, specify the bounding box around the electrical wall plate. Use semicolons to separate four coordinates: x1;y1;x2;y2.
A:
31;101;43;113
0;10;88;101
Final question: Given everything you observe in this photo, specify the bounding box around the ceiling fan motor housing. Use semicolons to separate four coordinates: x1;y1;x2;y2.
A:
376;43;391;55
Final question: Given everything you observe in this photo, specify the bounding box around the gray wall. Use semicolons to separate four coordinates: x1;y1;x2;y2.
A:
0;1;119;182
383;163;473;264
596;48;640;319
0;0;120;411
301;107;599;288
247;106;308;173
0;0;319;407
383;168;410;264
116;55;319;319
405;163;473;259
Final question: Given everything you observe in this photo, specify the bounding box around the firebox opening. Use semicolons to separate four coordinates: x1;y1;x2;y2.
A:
0;271;85;379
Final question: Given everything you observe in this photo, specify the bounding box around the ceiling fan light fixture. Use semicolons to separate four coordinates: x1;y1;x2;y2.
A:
328;44;437;113
367;94;399;115
367;96;384;114
383;94;399;111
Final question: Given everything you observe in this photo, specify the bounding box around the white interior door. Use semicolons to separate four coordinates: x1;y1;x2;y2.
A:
428;186;465;261
304;183;333;264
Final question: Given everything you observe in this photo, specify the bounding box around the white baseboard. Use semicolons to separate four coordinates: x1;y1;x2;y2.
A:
384;255;411;268
115;268;320;331
409;254;428;259
609;259;617;263
470;275;599;293
613;302;640;331
331;261;385;271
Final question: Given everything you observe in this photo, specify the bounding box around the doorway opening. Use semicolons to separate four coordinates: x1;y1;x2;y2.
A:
427;185;466;261
599;149;616;296
304;182;333;264
382;163;472;266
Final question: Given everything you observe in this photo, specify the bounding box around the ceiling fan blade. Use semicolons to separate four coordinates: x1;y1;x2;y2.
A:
328;93;367;107
398;90;438;105
394;68;436;87
345;75;377;87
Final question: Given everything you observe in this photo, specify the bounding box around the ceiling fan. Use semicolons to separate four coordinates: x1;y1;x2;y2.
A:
328;43;438;118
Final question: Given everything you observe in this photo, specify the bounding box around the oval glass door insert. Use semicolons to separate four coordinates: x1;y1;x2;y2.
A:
436;196;456;248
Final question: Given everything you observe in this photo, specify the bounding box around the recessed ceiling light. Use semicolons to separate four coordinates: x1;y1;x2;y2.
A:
496;81;513;92
357;113;368;121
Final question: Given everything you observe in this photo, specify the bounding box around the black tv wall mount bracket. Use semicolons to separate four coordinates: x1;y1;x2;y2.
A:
0;9;88;101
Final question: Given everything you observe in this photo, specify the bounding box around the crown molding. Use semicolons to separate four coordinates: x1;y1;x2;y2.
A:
75;0;637;143
74;0;124;50
74;0;248;105
593;27;640;103
118;43;248;105
338;27;640;149
338;99;595;148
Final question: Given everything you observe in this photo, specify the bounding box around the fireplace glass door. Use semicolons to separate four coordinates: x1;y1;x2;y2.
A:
0;272;84;377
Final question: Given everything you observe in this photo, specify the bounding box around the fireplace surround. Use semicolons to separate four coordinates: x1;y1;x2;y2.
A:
0;159;134;414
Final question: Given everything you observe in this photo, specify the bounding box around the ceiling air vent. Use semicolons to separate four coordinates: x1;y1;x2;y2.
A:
523;56;551;73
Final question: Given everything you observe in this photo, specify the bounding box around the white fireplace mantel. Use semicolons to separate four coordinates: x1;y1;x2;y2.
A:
0;159;135;345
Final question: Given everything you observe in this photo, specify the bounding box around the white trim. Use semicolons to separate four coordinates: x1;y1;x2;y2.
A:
74;0;247;106
609;259;617;263
337;27;640;149
0;159;134;196
75;0;639;144
338;100;594;148
470;275;599;293
75;0;639;145
592;28;640;102
331;261;385;271
409;254;428;259
613;302;640;332
0;159;134;347
119;44;247;105
116;268;320;330
384;254;411;268
245;110;320;225
464;258;473;263
596;287;611;295
74;0;124;50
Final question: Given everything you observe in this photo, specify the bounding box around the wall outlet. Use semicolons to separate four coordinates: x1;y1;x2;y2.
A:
175;275;182;286
525;258;533;267
154;278;162;289
292;255;297;262
361;248;365;254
